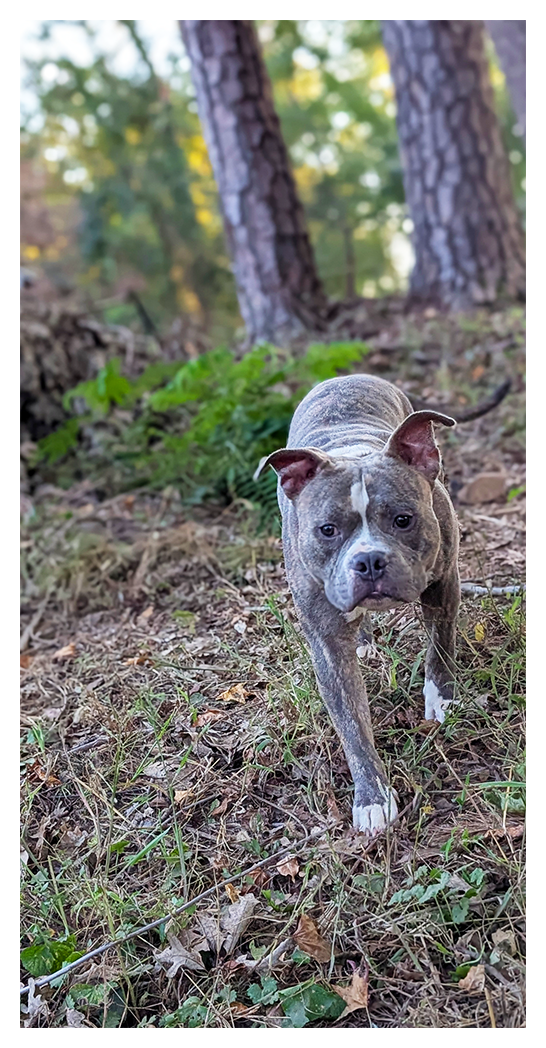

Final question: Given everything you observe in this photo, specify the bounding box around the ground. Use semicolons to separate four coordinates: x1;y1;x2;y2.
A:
20;306;525;1028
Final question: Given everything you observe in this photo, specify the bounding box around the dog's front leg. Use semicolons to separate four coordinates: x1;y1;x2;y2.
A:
420;568;460;723
292;589;398;837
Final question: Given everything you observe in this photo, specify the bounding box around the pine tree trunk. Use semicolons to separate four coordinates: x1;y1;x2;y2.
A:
486;20;526;141
180;20;326;343
381;20;525;310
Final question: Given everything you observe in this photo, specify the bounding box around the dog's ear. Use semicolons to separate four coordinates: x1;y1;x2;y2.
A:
384;410;455;483
253;448;331;499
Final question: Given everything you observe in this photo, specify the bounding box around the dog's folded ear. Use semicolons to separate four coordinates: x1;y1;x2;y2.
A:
254;447;331;499
384;410;456;483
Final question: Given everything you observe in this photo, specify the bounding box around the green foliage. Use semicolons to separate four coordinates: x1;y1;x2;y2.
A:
278;981;346;1027
387;864;488;927
36;340;370;517
20;932;83;977
36;419;80;464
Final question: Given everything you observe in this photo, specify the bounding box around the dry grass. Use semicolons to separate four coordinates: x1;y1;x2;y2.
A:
20;308;525;1028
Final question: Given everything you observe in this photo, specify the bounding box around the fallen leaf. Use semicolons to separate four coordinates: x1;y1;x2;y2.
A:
233;620;247;635
66;1008;86;1028
491;927;517;956
211;796;229;818
138;605;154;621
294;914;332;962
247;867;270;889
217;683;249;704
154;931;206;976
458;473;506;505
222;893;258;955
225;883;240;903
471;364;486;381
20;654;32;669
142;762;166;779
326;791;343;823
458;963;485;994
506;824;524;840
125;654;152;666
195;709;224;728
474;622;486;643
174;788;192;803
230;1001;249;1015
28;761;61;786
276;857;299;881
21;979;50;1027
52;642;76;661
334;961;369;1016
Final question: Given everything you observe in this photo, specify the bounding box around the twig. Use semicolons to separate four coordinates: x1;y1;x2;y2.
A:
20;792;415;999
20;588;52;652
408;379;512;423
460;584;525;597
20;828;321;997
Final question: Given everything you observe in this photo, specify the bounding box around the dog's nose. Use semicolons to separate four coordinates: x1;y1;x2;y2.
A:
351;551;387;581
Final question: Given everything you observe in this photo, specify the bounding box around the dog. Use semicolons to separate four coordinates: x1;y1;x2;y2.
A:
255;374;460;838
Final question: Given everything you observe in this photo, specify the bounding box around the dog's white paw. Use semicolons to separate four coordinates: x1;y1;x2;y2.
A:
423;679;451;723
352;789;398;837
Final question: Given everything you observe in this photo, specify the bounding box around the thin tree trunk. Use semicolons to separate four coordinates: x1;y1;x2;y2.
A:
485;20;526;141
381;20;525;310
180;20;326;344
343;224;356;299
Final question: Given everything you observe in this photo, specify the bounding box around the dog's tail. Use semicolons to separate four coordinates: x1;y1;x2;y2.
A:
408;379;511;423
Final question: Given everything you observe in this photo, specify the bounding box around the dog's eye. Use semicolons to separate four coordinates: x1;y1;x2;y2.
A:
394;515;412;529
319;523;338;537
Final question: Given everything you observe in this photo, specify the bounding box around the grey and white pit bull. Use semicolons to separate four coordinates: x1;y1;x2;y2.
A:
256;374;460;838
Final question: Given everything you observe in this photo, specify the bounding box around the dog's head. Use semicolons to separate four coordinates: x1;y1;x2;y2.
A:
256;411;455;613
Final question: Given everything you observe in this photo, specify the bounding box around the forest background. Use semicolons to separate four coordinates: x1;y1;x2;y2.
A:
19;18;527;1031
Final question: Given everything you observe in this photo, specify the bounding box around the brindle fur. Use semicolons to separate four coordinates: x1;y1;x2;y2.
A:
259;374;460;832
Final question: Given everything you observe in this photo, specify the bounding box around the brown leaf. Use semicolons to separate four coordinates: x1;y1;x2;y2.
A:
230;1001;249;1016
492;928;517;956
138;605;154;621
294;914;332;962
29;760;61;786
217;683;249;704
334;962;369;1016
505;824;524;840
52;642;76;661
174;788;192;803
458;473;506;505
211;796;229;818
195;709;224;728
225;883;240;903
125;654;152;666
20;653;33;669
276;857;299;881
458;963;485;994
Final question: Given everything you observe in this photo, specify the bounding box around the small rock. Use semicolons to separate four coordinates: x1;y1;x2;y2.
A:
458;473;507;504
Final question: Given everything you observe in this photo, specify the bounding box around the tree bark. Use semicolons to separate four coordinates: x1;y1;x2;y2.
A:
180;20;326;343
485;20;526;141
381;20;525;310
